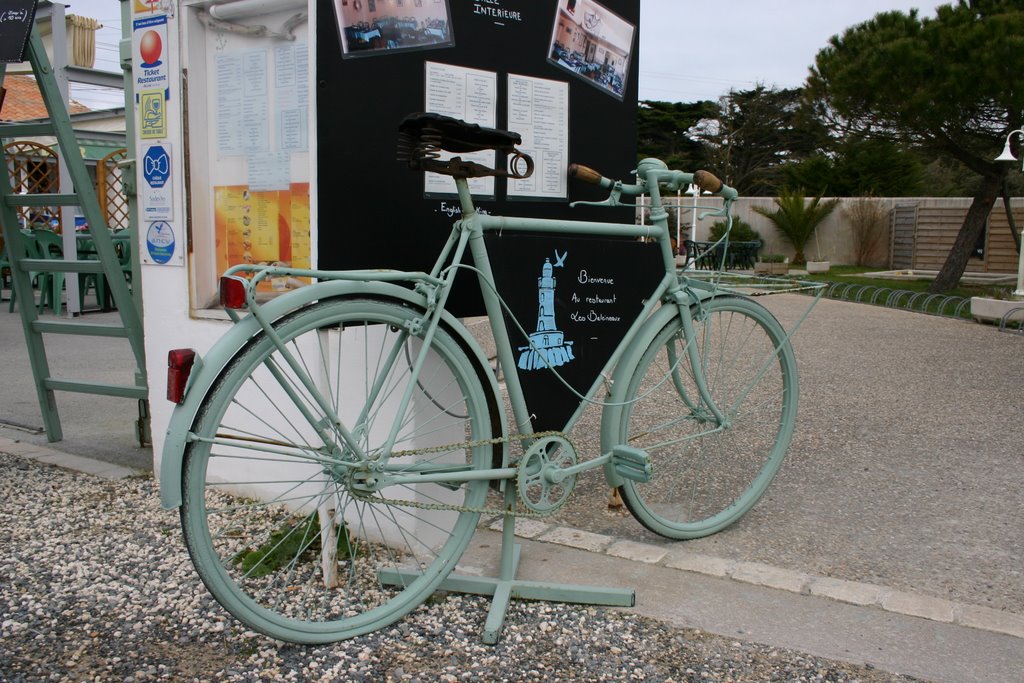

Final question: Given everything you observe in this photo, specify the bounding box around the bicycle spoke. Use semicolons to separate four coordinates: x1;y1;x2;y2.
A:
616;298;798;539
181;298;492;643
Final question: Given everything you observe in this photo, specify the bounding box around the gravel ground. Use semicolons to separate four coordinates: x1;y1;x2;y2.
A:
0;452;920;682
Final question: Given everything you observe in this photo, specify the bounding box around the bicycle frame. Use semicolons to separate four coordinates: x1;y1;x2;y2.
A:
158;159;736;506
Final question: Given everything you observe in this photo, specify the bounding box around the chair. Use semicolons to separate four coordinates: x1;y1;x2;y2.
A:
683;240;723;270
30;229;67;315
115;232;133;291
0;240;11;293
726;240;762;270
76;236;109;310
8;229;52;313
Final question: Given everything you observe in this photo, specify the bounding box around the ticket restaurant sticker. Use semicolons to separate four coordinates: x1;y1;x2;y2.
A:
133;13;169;101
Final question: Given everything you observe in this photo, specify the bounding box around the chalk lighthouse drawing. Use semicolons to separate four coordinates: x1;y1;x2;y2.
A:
518;251;575;371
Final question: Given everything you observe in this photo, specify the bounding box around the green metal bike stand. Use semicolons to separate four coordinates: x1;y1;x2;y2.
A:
379;485;635;645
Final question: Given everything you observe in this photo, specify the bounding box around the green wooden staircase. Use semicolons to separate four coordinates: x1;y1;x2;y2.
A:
0;24;148;444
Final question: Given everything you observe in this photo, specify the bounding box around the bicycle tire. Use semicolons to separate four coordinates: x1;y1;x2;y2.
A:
614;296;798;539
180;297;496;643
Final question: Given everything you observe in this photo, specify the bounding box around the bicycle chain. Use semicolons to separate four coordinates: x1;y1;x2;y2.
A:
354;430;575;519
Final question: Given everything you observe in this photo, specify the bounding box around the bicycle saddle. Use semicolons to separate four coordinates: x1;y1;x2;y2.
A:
398;112;533;179
398;112;522;153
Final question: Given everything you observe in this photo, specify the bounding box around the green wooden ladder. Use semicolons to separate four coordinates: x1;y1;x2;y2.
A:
0;25;148;444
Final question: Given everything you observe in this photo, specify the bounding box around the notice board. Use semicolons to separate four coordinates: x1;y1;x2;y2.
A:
318;0;643;429
317;0;641;312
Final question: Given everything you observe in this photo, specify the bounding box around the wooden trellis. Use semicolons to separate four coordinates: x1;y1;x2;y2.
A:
3;139;61;227
97;148;129;231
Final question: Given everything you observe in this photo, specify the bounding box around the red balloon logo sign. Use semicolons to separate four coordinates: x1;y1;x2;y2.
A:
139;30;162;67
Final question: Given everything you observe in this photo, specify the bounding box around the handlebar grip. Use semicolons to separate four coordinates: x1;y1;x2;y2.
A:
693;170;724;194
693;170;738;200
567;163;605;185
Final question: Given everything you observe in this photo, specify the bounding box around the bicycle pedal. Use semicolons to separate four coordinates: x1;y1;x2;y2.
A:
611;445;652;483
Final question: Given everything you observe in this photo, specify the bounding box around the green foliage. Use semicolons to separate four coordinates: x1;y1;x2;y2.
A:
803;0;1024;289
694;86;828;196
637;100;717;170
233;515;354;578
783;139;926;197
807;3;1024;144
759;253;786;263
708;217;760;243
752;189;840;264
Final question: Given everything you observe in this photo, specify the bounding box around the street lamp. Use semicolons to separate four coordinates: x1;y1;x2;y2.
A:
994;128;1024;298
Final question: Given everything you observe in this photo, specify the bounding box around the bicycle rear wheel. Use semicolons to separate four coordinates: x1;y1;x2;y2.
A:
614;296;798;539
180;297;497;643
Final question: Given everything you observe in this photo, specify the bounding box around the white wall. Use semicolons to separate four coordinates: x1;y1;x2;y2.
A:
141;1;316;476
671;196;1024;267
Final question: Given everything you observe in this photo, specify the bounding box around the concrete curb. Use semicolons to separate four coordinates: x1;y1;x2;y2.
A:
1;437;143;480
486;517;1024;641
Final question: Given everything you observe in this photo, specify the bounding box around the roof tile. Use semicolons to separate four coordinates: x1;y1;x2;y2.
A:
1;74;91;121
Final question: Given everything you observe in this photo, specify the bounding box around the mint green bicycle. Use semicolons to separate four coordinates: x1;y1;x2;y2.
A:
160;113;805;644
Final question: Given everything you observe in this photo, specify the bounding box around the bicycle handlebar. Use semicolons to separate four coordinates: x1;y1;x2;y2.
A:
567;162;738;202
566;163;609;187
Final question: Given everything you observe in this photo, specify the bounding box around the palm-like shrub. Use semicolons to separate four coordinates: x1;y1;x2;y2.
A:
753;189;839;264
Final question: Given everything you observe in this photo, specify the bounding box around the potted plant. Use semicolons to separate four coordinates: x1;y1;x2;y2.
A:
970;290;1024;325
805;227;832;273
754;253;789;275
805;259;831;274
753;188;839;267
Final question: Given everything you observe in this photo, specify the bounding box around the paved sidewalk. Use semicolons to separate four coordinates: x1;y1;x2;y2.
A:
0;303;150;471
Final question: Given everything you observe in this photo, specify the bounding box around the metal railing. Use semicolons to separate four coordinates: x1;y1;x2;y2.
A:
806;281;1024;334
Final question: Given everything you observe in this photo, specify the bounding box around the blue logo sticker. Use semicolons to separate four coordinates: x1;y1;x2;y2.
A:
142;145;170;188
146;221;175;264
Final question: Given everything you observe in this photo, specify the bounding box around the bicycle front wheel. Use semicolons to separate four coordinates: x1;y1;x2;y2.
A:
180;297;497;643
615;296;798;539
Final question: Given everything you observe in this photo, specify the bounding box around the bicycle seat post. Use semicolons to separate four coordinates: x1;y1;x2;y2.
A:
453;174;479;219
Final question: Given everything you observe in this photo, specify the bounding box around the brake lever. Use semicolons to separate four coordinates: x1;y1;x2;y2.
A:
569;183;634;208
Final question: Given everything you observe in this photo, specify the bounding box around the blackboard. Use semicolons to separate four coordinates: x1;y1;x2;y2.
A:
316;0;640;316
487;233;663;431
0;0;37;63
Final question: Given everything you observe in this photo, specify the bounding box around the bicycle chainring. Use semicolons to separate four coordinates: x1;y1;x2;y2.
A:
516;435;578;514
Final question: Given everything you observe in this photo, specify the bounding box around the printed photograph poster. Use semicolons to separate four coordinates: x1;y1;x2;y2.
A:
214;183;311;292
547;0;635;100
334;0;453;57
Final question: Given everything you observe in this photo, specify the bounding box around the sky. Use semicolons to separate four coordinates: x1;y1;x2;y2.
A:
61;0;939;108
636;0;936;103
